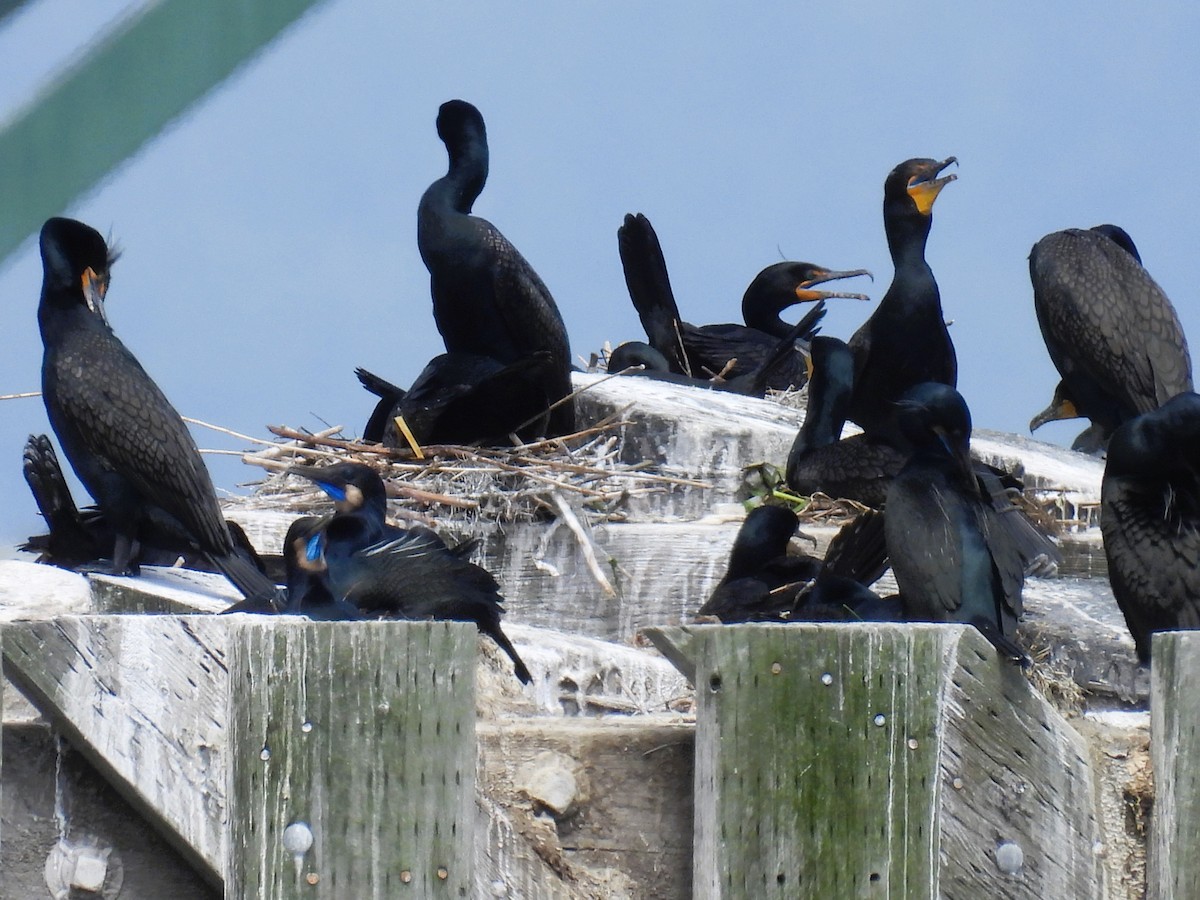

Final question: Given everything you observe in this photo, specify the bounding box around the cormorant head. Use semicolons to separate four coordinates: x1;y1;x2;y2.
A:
1029;381;1081;433
289;462;388;515
1089;224;1142;264
896;382;973;472
608;341;671;374
437;99;486;150
742;262;872;320
39;217;119;321
885;157;958;217
1106;392;1200;479
284;517;328;574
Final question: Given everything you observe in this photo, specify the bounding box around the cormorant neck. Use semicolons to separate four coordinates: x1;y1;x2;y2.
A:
741;289;792;338
885;210;933;272
796;365;852;452
435;132;488;214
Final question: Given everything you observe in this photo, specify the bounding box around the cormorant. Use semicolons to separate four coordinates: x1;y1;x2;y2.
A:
1100;391;1200;663
607;307;835;398
37;218;278;604
884;383;1032;663
697;505;891;623
417;99;574;437
1029;224;1192;451
847;157;958;447
356;351;556;446
617;211;870;390
785;336;904;507
22;433;265;574
290;462;530;683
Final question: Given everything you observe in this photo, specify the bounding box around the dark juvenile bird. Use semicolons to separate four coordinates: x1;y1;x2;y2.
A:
356;351;556;446
37;218;278;603
1029;224;1192;450
291;463;530;683
847;157;958;448
785;336;905;507
884;383;1036;663
697;505;891;623
618;211;870;390
418;99;574;437
1101;392;1200;663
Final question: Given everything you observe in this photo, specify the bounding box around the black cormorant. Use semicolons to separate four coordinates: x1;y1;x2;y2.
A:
356;351;556;446
37;218;278;603
785;336;904;507
847;158;958;447
617;212;870;390
290;462;530;682
698;505;890;623
608;307;834;398
1100;391;1200;662
417;99;574;437
1029;224;1192;451
22;433;265;574
884;383;1032;663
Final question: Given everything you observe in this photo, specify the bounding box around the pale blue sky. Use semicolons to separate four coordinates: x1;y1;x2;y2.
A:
2;2;1198;543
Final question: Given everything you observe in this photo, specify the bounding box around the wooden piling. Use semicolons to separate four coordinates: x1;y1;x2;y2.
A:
1150;632;1200;900
647;623;1103;899
225;620;477;899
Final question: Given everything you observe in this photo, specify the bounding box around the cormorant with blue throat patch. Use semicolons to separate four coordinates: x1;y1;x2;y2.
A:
291;462;530;684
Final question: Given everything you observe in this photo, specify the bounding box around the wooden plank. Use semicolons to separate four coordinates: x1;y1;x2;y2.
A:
649;623;1104;899
478;718;694;899
225;620;477;899
1149;632;1200;899
2;615;228;886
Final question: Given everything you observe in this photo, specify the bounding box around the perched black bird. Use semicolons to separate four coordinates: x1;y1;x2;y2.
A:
37;218;278;603
608;308;836;398
291;463;530;683
884;383;1036;663
1029;224;1192;450
785;336;905;507
417;99;574;437
847;158;958;448
617;211;870;390
1101;392;1200;663
697;505;892;623
22;433;266;575
356;351;556;446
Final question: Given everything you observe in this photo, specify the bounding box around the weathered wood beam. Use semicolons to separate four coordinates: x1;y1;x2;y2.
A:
2;615;228;886
647;623;1104;899
226;620;477;898
1149;632;1200;899
0;0;328;263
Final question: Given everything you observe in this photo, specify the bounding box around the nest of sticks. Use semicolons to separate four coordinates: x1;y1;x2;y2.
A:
236;416;711;533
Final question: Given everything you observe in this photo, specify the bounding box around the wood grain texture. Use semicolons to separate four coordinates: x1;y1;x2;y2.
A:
650;623;1104;899
2;615;228;886
225;620;476;899
1150;632;1200;900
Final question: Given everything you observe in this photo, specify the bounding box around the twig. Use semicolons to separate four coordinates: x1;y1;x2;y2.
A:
0;391;40;401
182;416;286;447
550;490;616;597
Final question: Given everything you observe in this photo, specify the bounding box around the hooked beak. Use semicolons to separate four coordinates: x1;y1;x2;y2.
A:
81;267;110;325
794;268;874;303
907;157;958;215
